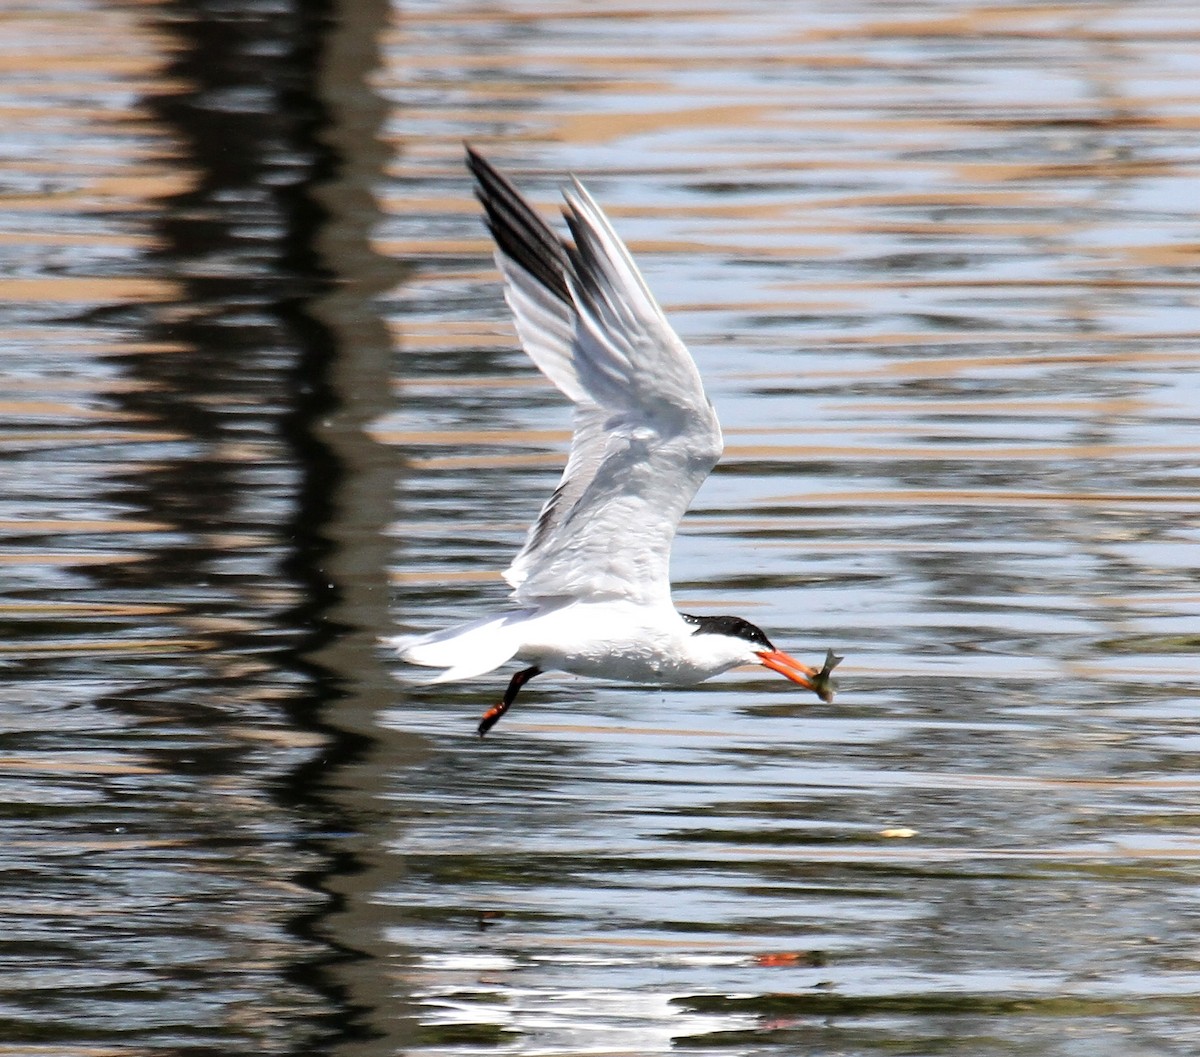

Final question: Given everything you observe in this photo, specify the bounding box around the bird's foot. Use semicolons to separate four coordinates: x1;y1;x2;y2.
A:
810;649;843;703
477;701;509;737
476;666;541;738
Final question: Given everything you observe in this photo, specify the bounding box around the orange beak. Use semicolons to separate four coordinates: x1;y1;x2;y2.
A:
756;648;838;703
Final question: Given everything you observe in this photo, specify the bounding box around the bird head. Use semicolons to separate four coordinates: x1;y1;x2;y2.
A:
682;613;839;702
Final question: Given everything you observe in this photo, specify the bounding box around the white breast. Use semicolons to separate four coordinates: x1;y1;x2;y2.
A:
513;601;751;685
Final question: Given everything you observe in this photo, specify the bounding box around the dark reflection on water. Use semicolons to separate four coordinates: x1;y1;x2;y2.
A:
0;0;385;1051
136;1;362;1048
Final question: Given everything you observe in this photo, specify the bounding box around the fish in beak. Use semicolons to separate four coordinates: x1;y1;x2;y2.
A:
757;648;842;703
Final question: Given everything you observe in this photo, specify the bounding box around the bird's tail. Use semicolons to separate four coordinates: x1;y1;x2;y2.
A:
384;612;527;684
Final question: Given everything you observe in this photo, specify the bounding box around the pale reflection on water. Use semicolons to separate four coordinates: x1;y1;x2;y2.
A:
2;0;1200;1055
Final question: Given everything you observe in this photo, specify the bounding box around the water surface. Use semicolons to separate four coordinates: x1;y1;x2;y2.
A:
2;1;1199;1054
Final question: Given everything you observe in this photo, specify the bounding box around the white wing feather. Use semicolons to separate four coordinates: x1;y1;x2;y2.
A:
466;149;723;607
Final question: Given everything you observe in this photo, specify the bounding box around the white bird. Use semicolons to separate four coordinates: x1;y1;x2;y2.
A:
390;147;841;735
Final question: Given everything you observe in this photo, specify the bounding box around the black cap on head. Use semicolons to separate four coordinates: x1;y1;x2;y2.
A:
682;613;775;651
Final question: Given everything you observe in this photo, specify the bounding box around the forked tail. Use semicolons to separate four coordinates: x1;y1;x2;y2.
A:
384;612;526;684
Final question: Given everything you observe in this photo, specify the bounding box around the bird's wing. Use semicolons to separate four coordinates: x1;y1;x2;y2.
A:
466;147;723;607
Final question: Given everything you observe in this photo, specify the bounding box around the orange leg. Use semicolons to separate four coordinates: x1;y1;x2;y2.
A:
478;666;541;737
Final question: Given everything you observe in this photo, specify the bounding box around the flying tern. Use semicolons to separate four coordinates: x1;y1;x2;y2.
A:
390;147;841;735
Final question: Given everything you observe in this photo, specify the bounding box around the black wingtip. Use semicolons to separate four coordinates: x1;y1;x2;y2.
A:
463;140;485;172
463;146;573;305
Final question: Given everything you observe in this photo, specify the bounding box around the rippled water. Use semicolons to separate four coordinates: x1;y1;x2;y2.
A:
3;0;1200;1054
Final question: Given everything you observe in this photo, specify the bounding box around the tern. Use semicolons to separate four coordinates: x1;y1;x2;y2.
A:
390;147;841;735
